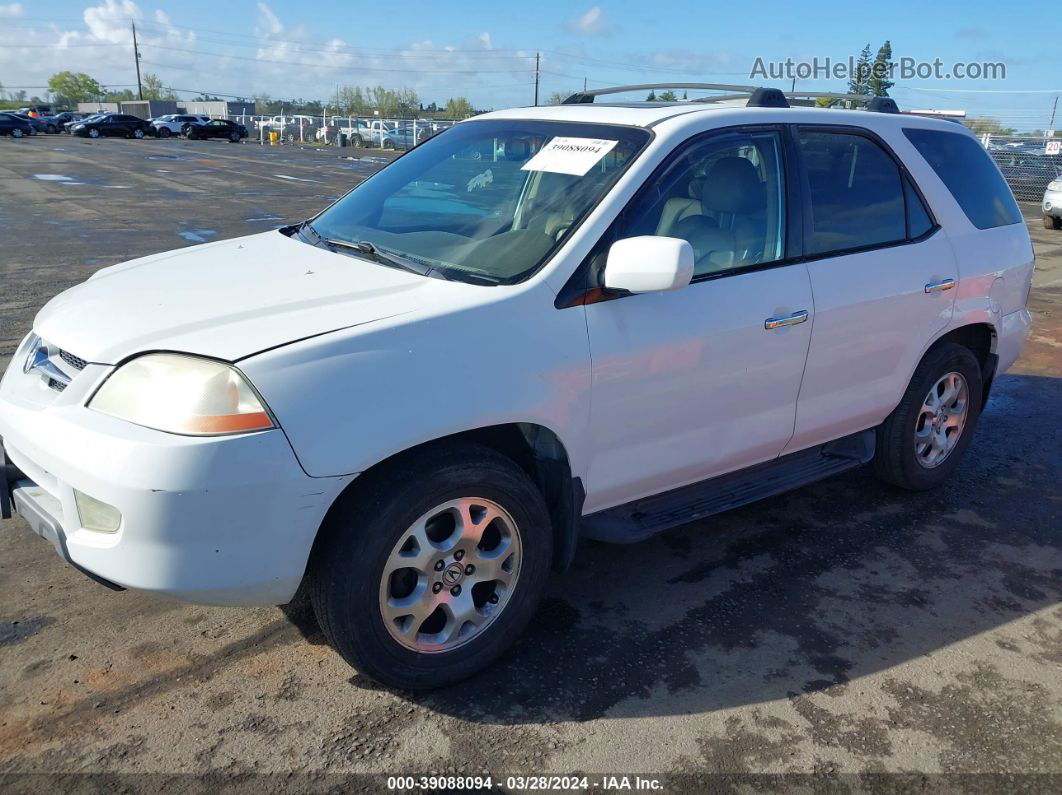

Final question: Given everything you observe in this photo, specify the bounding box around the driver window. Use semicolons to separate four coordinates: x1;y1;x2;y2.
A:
617;130;786;276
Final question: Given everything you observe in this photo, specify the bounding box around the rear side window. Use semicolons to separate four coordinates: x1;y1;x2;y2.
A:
904;176;933;238
903;128;1022;229
797;130;906;256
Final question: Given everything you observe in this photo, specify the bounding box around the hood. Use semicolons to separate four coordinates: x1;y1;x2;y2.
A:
34;231;471;363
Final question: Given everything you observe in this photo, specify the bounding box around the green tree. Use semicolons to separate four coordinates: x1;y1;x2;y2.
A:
141;72;177;101
444;97;475;118
547;90;577;105
868;40;894;96
47;71;102;106
966;117;1015;136
658;90;678;101
646;89;657;101
847;44;872;96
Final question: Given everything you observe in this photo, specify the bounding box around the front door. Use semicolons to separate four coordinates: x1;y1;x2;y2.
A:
580;127;814;513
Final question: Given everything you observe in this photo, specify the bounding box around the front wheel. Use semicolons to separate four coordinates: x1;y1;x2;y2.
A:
11;128;24;138
872;342;983;491
1045;215;1062;230
309;441;553;689
229;131;240;142
87;128;100;138
133;128;145;139
46;124;58;134
157;126;171;138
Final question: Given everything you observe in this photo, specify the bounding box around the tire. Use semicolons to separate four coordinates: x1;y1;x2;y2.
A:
186;130;197;140
1045;215;1062;230
87;128;100;139
309;440;553;690
133;128;145;139
872;342;983;491
11;128;24;138
382;139;395;150
158;127;171;138
46;124;57;134
229;132;240;142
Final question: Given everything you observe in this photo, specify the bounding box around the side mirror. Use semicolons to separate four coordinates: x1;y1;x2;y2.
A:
603;236;694;294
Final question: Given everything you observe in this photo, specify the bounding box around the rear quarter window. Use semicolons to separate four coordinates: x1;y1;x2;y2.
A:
903;128;1022;230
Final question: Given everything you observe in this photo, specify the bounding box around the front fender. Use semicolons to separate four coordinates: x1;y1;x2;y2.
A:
240;287;593;481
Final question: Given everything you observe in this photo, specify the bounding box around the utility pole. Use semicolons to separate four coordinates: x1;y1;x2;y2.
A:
533;52;540;106
1049;95;1058;136
131;20;143;100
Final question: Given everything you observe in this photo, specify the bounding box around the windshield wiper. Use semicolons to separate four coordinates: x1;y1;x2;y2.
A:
325;238;435;278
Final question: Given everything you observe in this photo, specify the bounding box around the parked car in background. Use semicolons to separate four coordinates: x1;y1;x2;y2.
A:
990;150;1062;201
0;112;35;138
49;112;90;133
185;118;248;142
9;113;47;135
70;114;155;139
64;113;104;133
1044;177;1062;229
151;114;210;138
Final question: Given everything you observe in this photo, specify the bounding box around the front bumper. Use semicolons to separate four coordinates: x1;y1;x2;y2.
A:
0;341;351;606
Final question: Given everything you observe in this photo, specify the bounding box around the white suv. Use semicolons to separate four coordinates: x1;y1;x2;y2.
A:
0;86;1033;689
150;114;210;138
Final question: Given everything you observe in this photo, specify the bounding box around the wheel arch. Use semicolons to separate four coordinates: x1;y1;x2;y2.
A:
314;422;583;573
925;321;998;404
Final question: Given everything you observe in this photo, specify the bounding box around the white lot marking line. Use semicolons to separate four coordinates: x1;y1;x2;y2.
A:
34;174;74;181
102;186;131;189
245;217;280;222
273;174;321;183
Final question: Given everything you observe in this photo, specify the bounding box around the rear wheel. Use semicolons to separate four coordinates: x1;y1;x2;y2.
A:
46;124;58;134
11;128;24;138
309;441;553;689
229;131;240;142
873;342;983;491
1045;215;1062;230
157;126;171;138
133;128;145;139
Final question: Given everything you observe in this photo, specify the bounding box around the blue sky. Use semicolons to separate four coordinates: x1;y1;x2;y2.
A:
2;0;1059;129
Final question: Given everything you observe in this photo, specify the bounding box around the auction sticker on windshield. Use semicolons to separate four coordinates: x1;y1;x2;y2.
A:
521;137;619;176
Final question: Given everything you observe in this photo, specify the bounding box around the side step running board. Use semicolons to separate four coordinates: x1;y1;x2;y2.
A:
580;429;875;544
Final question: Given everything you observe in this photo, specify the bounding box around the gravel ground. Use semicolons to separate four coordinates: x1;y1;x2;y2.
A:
0;135;1059;793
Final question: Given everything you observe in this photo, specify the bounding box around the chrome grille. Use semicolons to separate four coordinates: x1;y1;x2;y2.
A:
47;378;68;392
59;349;87;371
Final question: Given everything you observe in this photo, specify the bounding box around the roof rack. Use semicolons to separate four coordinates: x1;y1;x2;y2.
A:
561;83;901;113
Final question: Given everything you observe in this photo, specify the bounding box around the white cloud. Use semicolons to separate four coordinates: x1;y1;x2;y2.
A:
0;3;23;17
566;6;613;37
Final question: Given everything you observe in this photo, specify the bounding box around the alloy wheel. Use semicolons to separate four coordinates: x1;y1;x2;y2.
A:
914;371;969;468
378;497;522;653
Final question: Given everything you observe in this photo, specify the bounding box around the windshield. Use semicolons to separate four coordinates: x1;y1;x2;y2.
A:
308;119;650;284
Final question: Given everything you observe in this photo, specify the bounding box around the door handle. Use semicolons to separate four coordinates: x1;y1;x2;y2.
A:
925;278;956;294
764;310;809;330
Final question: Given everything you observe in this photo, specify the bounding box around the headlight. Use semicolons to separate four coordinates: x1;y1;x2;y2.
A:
88;353;275;435
1049;179;1062;192
72;124;84;130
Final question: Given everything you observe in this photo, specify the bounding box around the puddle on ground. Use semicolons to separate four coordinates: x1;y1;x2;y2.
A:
178;229;218;243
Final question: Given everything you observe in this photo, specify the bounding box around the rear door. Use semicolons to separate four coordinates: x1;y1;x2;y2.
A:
784;126;957;453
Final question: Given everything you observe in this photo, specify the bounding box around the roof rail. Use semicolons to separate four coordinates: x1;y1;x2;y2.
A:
561;82;760;104
560;84;901;113
867;96;900;114
747;87;789;108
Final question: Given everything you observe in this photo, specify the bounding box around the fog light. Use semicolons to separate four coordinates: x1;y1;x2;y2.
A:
73;490;122;533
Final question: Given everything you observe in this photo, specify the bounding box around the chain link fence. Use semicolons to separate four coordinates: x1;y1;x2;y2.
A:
220;112;457;150
976;134;1062;202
